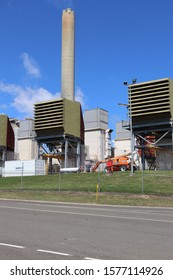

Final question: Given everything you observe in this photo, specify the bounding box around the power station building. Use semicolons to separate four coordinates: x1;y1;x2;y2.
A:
84;108;113;171
9;118;38;161
33;8;85;171
1;6;173;174
122;77;173;169
114;122;131;156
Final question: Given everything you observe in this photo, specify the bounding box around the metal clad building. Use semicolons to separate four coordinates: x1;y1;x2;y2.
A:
84;108;112;169
19;119;35;138
115;122;131;140
84;108;108;131
114;122;131;156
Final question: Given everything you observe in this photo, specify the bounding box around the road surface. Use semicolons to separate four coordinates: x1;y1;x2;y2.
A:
0;199;173;259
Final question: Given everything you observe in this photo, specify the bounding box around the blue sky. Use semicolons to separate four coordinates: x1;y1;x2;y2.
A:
1;0;173;139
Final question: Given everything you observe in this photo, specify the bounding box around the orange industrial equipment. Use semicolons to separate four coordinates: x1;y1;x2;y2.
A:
111;155;131;172
91;160;106;172
92;153;136;172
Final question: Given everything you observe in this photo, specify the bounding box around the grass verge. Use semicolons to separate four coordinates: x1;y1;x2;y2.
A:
0;190;173;207
0;171;173;207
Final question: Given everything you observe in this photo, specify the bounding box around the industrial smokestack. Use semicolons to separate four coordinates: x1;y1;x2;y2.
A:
61;8;75;101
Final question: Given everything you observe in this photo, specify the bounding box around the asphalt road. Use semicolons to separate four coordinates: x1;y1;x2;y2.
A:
0;199;173;260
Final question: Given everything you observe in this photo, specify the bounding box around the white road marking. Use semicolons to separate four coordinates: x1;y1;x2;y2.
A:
16;202;173;216
0;205;172;223
37;249;71;256
84;257;101;260
0;243;96;259
1;198;173;210
0;243;25;249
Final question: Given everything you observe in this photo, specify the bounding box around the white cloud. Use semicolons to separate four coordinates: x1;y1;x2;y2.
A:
0;80;88;117
20;52;41;78
75;87;87;109
0;81;60;116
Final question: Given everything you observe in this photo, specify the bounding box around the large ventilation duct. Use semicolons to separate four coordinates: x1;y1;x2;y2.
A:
0;114;14;151
61;8;75;101
129;78;173;126
34;98;84;141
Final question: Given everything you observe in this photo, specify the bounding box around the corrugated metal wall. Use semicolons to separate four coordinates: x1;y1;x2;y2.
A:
0;115;14;151
19;119;34;138
115;122;131;140
84;108;108;130
129;78;173;125
0;115;7;147
34;98;82;139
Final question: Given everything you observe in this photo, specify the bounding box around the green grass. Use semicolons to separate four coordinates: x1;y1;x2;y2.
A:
0;171;173;207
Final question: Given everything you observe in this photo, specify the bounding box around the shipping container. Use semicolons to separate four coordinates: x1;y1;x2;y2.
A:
2;160;45;177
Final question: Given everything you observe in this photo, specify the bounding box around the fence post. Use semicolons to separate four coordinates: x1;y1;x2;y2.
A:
58;167;61;193
96;184;99;201
141;167;144;195
21;162;24;190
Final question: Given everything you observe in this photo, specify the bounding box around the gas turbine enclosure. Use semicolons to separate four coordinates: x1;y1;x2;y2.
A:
0;115;14;150
34;98;83;140
129;78;173;126
61;8;74;101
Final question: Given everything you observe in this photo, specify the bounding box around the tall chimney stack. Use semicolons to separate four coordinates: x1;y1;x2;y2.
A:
61;8;75;101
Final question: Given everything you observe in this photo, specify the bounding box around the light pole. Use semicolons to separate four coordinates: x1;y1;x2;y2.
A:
118;102;133;175
123;79;137;176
